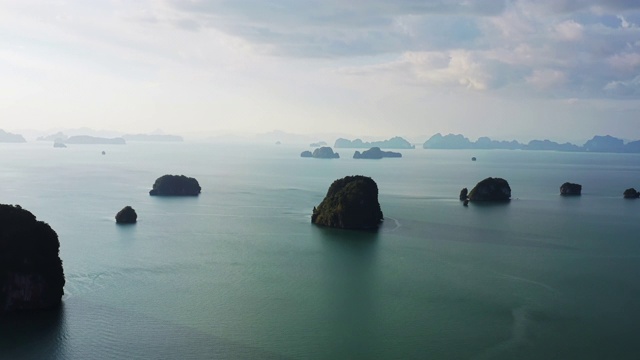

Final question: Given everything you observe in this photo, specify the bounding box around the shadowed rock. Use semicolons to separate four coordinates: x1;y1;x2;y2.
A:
459;188;468;201
468;177;511;202
300;150;312;158
115;206;138;224
560;182;582;196
0;204;65;312
149;175;201;196
312;175;383;230
623;188;639;199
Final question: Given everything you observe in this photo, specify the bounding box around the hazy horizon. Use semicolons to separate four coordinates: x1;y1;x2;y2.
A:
2;1;639;141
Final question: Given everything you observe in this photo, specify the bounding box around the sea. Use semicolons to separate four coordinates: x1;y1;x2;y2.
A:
0;141;639;360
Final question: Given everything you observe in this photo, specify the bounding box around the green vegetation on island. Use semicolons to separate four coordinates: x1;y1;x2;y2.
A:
312;175;383;230
0;204;65;312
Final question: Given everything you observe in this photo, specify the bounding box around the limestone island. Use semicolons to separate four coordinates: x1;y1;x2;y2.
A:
560;182;582;196
53;142;67;148
311;175;383;230
149;175;201;196
115;206;138;224
300;150;313;158
335;136;415;149
0;129;26;143
0;204;65;312
467;177;511;202
353;147;402;159
311;147;340;159
623;188;639;199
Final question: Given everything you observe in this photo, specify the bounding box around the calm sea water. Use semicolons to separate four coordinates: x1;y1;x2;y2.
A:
1;142;639;359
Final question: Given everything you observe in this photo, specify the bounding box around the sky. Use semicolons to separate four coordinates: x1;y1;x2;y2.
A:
1;0;640;142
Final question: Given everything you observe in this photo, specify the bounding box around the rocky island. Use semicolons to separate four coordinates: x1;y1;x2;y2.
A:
311;147;340;159
149;175;201;196
311;175;383;230
300;150;313;158
560;182;582;196
467;177;511;202
335;136;415;149
115;206;138;224
0;204;65;312
623;188;639;199
353;147;402;159
0;129;26;143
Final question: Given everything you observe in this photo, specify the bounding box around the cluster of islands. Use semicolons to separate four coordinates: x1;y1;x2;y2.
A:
2;168;638;314
2;127;640;315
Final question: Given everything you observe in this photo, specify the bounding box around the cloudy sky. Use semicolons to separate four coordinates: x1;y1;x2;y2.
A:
2;0;640;141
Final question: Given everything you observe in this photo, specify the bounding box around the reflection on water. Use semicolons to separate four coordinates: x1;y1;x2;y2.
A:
0;304;68;360
318;227;380;358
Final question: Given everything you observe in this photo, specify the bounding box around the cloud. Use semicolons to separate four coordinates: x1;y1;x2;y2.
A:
604;75;640;96
553;20;584;40
526;69;567;88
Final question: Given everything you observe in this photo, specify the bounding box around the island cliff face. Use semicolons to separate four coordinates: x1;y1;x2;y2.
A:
312;176;383;230
149;175;201;196
334;136;415;149
468;178;511;201
0;205;65;312
353;147;402;159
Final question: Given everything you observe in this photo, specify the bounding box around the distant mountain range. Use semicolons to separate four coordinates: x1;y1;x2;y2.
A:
423;133;640;153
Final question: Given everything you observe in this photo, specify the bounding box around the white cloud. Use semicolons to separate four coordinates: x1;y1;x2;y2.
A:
526;69;567;88
553;20;584;41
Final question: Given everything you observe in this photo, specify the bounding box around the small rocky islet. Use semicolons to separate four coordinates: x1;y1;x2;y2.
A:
149;175;201;196
312;175;383;230
115;206;138;224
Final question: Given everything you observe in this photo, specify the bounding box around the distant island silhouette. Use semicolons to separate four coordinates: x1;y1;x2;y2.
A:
0;129;26;143
353;147;402;159
423;133;640;153
335;136;415;149
65;135;126;145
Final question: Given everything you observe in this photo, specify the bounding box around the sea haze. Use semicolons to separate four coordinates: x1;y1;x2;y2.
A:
1;142;639;359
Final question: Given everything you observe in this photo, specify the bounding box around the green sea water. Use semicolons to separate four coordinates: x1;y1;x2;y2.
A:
1;142;639;359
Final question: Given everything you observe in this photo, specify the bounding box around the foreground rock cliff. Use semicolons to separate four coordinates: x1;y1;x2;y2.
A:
467;177;511;202
149;175;201;196
0;204;65;312
311;175;383;230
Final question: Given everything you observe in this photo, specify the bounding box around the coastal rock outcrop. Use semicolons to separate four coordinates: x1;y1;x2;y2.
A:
353;147;402;159
0;204;65;312
312;147;340;159
115;206;138;224
623;188;640;199
300;150;312;158
459;188;468;201
311;175;383;230
468;177;511;202
560;182;582;196
149;175;201;196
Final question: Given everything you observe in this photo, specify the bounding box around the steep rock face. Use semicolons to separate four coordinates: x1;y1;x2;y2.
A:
560;182;582;196
149;175;201;196
312;175;383;230
623;188;640;199
468;178;511;201
115;206;138;224
0;205;65;312
353;147;402;159
459;188;468;201
312;147;340;159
